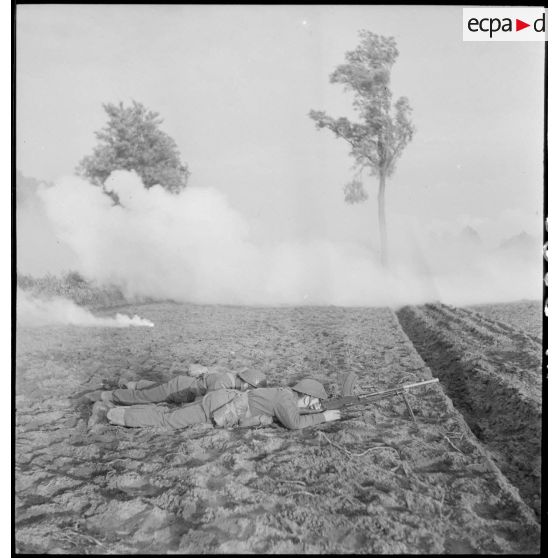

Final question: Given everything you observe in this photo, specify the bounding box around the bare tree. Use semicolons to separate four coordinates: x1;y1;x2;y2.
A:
309;31;415;266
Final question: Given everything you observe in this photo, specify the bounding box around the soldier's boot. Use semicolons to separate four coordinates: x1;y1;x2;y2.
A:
117;377;135;388
107;408;126;426
100;391;116;404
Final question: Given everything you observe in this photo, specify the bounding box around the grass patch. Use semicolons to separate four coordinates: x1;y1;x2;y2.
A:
17;271;129;309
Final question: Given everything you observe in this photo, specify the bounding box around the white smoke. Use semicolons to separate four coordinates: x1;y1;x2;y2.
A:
33;171;541;307
17;288;154;328
16;172;80;276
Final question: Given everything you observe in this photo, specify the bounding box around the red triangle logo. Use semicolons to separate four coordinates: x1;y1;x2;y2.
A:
516;19;530;31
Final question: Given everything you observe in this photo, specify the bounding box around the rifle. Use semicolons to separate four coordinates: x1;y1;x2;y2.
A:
302;378;439;422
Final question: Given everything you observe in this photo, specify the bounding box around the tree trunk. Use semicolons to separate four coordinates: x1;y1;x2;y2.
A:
378;172;388;267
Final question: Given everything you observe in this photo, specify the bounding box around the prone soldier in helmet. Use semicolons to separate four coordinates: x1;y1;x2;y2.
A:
106;378;340;430
90;368;267;406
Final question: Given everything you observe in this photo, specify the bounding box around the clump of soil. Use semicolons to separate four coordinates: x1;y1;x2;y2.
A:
16;302;540;553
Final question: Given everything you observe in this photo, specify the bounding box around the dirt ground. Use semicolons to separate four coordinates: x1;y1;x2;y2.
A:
396;303;542;521
468;300;543;340
15;302;541;554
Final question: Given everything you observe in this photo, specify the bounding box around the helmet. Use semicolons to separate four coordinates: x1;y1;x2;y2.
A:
238;369;267;388
292;379;328;400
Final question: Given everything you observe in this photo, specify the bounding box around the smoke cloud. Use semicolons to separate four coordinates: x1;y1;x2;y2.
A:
16;172;80;276
17;288;154;328
33;171;541;308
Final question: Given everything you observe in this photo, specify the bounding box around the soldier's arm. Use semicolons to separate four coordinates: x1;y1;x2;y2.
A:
238;415;274;428
274;393;326;429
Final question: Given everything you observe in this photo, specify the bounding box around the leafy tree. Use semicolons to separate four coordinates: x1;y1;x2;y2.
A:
309;31;415;266
77;100;190;194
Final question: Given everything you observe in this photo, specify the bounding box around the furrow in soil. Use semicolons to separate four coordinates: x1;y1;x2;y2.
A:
396;302;542;521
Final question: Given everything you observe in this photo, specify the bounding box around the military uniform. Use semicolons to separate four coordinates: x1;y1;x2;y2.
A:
115;387;327;430
110;372;238;405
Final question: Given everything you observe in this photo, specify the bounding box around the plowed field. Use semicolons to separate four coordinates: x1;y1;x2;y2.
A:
15;302;541;554
396;303;542;521
468;300;543;340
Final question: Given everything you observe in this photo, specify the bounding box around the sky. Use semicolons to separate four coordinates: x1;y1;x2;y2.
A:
15;4;546;305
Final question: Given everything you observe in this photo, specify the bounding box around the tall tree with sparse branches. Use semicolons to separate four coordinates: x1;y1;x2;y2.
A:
77;100;190;194
309;30;415;266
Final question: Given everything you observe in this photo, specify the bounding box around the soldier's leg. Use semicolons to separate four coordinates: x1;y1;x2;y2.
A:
112;375;197;405
117;379;158;390
108;389;239;429
134;380;158;390
112;400;208;428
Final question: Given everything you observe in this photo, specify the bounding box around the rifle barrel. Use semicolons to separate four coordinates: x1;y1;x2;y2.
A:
300;378;439;414
358;378;439;399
